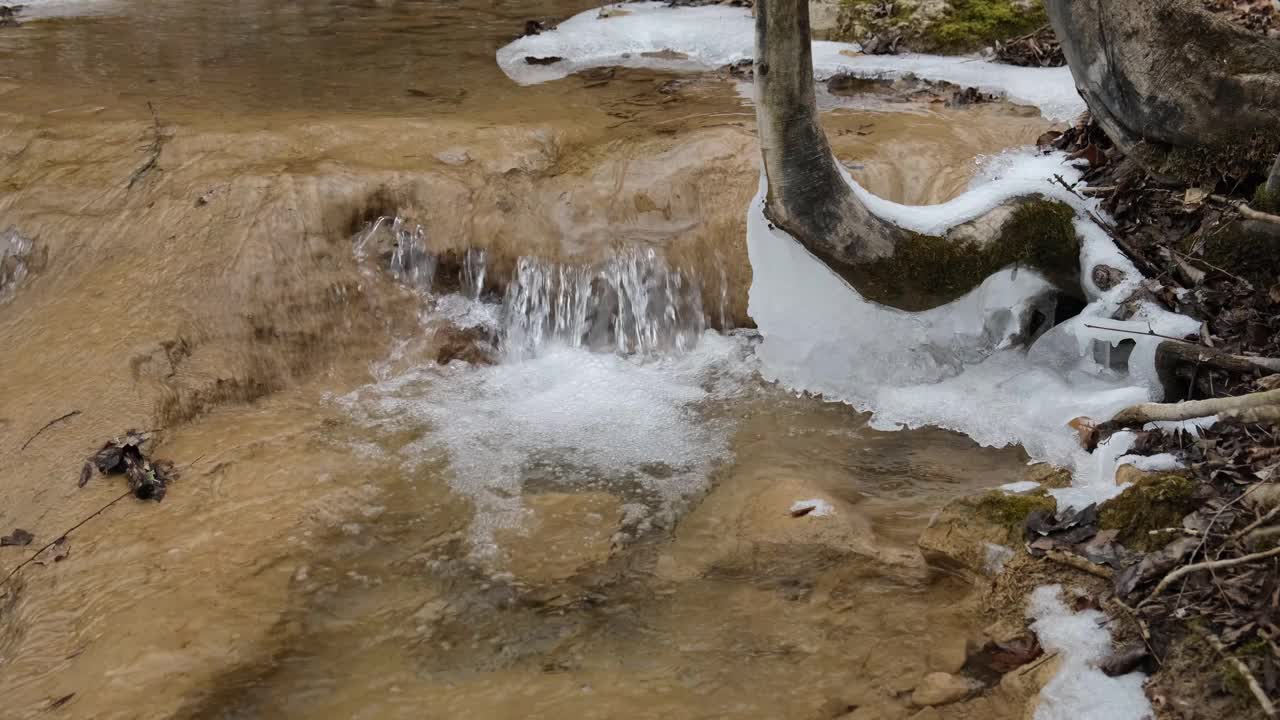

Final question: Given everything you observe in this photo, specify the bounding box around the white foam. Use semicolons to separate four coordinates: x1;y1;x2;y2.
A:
999;480;1042;494
339;324;755;556
746;150;1198;510
496;3;1085;121
1028;585;1153;720
6;0;120;20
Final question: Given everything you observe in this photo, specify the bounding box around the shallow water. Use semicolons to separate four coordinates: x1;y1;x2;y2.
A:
0;1;1057;718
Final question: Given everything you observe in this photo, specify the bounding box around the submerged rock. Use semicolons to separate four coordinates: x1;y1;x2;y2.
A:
918;491;1055;582
911;671;976;707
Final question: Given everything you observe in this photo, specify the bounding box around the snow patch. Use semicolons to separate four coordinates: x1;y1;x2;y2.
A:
1028;585;1153;720
496;3;1085;121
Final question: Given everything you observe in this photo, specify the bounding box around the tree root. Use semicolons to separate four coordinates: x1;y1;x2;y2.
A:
1211;194;1280;225
1110;388;1280;427
1199;627;1277;718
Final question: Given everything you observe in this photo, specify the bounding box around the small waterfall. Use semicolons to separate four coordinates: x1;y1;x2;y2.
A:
498;248;707;360
355;216;435;290
354;217;716;361
461;248;487;300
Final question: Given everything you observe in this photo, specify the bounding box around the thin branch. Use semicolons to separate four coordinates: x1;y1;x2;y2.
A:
1083;323;1187;344
1139;544;1280;608
1;489;133;587
19;410;81;451
1200;627;1277;718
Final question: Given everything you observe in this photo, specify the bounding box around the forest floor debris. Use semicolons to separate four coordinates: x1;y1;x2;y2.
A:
82;430;175;500
992;25;1064;67
984;114;1280;717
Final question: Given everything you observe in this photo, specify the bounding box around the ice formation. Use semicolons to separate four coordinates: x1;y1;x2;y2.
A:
1028;585;1153;720
496;3;1085;121
746;148;1200;510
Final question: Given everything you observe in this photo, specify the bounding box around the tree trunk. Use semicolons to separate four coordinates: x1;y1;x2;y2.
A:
1046;0;1280;182
753;0;1082;311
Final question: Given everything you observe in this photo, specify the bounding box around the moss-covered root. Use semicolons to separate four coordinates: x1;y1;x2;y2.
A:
839;0;1048;53
1100;473;1198;551
849;198;1081;310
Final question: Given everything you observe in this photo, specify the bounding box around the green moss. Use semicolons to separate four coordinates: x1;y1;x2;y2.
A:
973;491;1056;540
927;0;1048;53
849;198;1081;310
1201;218;1280;289
1253;185;1280;214
1099;473;1198;551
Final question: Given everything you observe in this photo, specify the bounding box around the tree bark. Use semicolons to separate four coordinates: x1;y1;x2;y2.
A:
753;0;1082;311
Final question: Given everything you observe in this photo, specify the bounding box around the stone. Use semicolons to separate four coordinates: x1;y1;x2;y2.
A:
910;672;975;707
918;492;1054;583
1047;0;1280;181
655;473;919;582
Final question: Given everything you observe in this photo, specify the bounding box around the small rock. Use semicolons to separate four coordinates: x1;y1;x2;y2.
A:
910;672;975;707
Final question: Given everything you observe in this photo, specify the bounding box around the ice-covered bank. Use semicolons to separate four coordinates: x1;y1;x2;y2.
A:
747;150;1199;511
497;3;1085;121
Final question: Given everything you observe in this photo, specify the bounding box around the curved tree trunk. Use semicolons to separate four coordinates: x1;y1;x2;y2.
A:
753;0;1082;311
1046;0;1280;181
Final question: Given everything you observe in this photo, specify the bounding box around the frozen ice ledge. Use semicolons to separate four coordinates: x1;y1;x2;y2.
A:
496;2;1086;122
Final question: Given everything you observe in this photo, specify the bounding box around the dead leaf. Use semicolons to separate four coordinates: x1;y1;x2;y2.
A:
1;528;34;547
78;462;93;488
1184;187;1210;205
1069;416;1098;449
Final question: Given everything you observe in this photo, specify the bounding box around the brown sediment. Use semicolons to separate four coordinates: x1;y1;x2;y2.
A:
0;1;1072;717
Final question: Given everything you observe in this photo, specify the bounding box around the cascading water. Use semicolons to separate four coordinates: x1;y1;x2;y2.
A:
0;226;32;304
353;216;714;361
343;217;751;559
498;249;707;361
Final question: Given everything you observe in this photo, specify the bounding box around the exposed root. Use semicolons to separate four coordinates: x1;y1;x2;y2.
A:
1110;388;1280;426
1211;194;1280;224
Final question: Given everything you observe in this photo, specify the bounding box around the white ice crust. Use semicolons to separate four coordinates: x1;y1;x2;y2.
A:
497;3;1086;121
746;148;1200;512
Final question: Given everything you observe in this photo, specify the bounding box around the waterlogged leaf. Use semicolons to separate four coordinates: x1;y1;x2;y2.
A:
1;528;33;547
34;537;70;566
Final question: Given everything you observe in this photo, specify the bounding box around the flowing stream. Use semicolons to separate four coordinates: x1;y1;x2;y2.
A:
0;1;1084;718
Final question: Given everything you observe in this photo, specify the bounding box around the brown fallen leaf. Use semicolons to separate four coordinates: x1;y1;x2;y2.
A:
1;528;34;547
1068;416;1098;450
